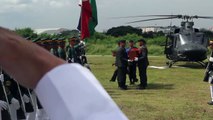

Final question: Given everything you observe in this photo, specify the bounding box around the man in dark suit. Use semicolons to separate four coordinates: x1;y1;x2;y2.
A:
115;40;128;90
110;41;120;82
136;39;149;89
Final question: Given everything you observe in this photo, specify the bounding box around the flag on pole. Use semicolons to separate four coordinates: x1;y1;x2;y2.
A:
78;0;98;40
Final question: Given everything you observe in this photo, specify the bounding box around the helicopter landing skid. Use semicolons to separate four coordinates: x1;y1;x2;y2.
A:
166;60;207;68
166;61;177;68
197;61;207;68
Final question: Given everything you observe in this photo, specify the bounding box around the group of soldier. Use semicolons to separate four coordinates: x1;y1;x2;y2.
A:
32;36;88;65
111;39;149;90
0;70;49;120
0;36;88;120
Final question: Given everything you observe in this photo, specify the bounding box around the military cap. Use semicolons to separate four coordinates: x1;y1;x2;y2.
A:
57;37;66;44
58;37;65;41
69;37;77;41
41;37;49;41
32;37;41;43
25;36;32;40
40;37;52;43
51;37;59;41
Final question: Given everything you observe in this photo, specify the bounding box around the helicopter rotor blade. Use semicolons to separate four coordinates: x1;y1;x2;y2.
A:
126;16;178;24
193;15;213;19
111;15;182;19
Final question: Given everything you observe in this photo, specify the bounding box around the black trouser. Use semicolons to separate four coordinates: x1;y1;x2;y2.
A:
128;62;137;83
37;98;43;109
117;67;127;88
110;68;118;81
17;107;26;119
1;110;11;120
138;63;148;87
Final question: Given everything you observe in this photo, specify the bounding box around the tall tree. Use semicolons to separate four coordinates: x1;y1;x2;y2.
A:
15;28;36;38
106;26;142;37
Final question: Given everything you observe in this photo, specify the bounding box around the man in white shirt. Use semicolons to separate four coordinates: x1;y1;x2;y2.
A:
0;27;128;120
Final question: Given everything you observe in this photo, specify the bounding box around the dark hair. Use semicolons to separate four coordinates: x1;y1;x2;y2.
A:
117;40;121;44
129;40;134;43
138;39;146;44
120;40;126;43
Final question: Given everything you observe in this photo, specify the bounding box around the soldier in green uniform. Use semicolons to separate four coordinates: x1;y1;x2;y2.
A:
50;38;59;57
32;37;42;46
57;37;66;60
66;37;81;64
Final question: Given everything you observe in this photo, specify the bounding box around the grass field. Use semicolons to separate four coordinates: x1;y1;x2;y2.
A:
87;55;213;120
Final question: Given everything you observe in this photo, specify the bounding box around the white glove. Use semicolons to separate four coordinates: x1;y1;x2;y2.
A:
71;58;74;63
23;94;30;103
11;98;20;110
80;41;85;45
134;57;138;62
128;59;132;62
0;100;8;110
0;74;4;82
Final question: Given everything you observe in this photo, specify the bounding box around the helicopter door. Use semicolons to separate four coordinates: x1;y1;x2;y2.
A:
165;35;173;54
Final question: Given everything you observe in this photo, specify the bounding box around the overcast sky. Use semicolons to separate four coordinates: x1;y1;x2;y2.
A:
0;0;213;32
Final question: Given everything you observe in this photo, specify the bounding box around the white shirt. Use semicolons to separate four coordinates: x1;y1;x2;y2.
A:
35;64;128;120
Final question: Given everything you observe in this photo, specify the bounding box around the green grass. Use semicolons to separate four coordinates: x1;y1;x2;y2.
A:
87;55;213;120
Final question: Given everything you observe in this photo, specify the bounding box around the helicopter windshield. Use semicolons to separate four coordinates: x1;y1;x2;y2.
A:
178;33;204;45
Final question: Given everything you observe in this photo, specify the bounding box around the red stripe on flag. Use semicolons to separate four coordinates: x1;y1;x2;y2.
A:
80;0;92;40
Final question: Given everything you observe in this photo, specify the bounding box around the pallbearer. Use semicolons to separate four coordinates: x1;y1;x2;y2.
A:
126;40;139;84
137;39;149;90
116;40;128;90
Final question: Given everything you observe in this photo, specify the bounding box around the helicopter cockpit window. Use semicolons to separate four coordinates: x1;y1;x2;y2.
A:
195;34;205;45
179;33;204;45
174;29;180;33
179;34;189;45
194;28;199;32
187;26;191;29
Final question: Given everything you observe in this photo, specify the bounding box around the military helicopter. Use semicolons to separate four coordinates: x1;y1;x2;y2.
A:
121;15;213;67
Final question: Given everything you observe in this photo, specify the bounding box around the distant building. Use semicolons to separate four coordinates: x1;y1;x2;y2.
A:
209;27;213;32
136;26;165;33
34;28;71;34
